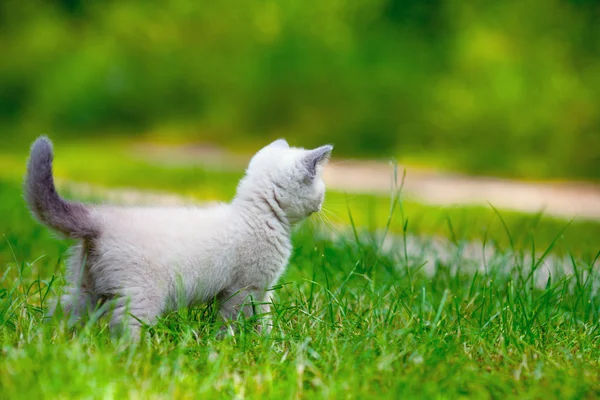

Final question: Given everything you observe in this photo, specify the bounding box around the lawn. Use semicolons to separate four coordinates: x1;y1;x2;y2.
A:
1;141;599;398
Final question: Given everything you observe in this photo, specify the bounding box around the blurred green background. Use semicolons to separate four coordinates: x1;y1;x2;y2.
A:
1;0;599;180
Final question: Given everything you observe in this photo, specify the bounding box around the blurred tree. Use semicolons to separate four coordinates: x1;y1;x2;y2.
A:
0;0;598;180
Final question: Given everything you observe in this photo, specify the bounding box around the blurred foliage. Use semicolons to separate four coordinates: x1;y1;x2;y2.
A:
1;0;599;180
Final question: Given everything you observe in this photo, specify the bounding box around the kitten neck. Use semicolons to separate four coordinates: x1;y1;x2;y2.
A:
233;189;291;234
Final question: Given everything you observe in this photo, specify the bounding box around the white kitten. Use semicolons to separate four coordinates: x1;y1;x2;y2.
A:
25;137;332;339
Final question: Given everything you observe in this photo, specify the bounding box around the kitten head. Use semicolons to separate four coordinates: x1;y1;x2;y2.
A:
236;139;333;224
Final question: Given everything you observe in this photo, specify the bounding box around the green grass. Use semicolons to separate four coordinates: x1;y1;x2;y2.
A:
1;142;600;398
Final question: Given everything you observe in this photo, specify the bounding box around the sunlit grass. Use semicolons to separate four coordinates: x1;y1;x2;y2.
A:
1;176;600;398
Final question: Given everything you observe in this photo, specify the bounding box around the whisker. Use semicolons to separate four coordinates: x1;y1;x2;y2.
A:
318;210;342;235
321;207;343;224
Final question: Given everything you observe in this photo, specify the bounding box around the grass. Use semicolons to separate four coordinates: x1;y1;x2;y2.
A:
1;141;600;398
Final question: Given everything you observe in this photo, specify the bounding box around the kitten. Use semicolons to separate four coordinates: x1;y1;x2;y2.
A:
25;137;332;339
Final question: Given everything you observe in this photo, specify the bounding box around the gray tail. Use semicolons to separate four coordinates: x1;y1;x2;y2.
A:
24;136;98;238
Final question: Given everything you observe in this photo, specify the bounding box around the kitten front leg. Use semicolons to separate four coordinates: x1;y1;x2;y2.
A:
108;293;162;341
217;287;272;335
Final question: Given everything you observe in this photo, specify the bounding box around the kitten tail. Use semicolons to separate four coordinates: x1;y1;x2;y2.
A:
24;136;98;238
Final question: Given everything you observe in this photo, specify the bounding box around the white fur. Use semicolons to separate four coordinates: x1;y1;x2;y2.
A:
54;139;332;339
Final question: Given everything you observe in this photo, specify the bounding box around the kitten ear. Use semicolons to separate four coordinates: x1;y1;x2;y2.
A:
304;145;333;176
265;139;289;150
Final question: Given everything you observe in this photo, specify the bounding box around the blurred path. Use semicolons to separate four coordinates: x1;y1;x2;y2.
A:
134;143;600;221
323;161;600;221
